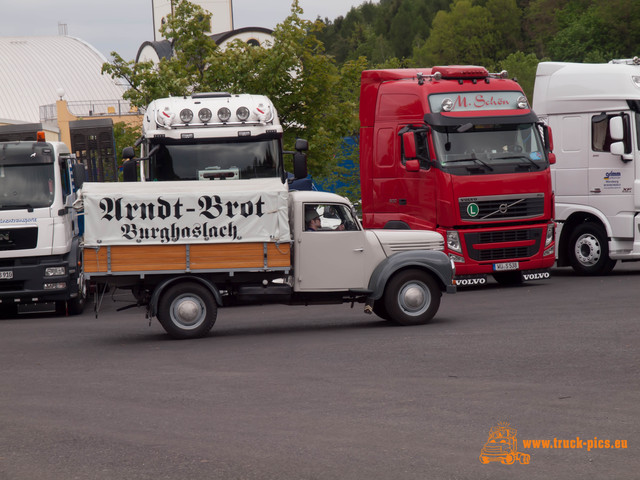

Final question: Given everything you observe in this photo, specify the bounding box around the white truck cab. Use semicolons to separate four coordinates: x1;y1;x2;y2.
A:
133;92;302;184
0;135;86;313
533;59;640;274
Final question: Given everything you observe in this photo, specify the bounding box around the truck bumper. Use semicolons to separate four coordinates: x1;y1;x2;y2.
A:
443;223;555;276
0;257;80;304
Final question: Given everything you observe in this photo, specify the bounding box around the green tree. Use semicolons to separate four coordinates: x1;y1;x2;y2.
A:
412;0;498;66
546;0;640;62
499;51;542;101
103;0;360;184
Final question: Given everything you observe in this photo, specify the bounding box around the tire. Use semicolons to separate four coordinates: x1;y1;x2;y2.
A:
157;282;217;339
568;223;616;275
67;272;86;316
383;269;441;326
492;271;523;286
372;300;391;321
55;274;86;316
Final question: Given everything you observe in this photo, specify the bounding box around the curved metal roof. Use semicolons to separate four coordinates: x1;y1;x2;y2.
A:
0;36;126;123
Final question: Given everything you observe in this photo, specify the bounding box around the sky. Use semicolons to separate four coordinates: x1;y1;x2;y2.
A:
0;0;368;61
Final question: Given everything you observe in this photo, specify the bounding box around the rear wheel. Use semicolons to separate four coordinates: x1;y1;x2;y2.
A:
384;269;441;326
568;223;616;275
157;282;217;339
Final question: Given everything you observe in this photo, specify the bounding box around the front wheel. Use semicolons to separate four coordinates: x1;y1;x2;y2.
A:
157;282;217;339
384;269;441;326
568;223;616;275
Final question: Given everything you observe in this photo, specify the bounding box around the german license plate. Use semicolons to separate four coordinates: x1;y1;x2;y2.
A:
0;270;13;279
493;262;519;271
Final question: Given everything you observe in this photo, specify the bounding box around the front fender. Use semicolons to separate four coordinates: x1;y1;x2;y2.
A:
367;250;455;300
149;275;223;318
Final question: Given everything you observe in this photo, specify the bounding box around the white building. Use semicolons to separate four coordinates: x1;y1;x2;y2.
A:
137;0;274;64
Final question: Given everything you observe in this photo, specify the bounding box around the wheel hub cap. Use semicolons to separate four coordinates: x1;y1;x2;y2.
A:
175;298;202;326
403;286;425;311
575;235;600;266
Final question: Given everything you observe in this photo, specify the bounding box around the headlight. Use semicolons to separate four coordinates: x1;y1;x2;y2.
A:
198;108;212;123
448;253;465;263
545;223;555;246
45;266;66;277
217;107;231;122
447;231;462;254
236;106;250;122
517;95;529;109
179;108;193;123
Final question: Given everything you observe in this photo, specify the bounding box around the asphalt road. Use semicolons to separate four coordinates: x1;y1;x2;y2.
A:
1;264;639;480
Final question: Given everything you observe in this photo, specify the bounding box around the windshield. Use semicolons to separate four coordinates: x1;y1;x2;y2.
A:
432;123;548;175
147;138;282;181
0;163;55;209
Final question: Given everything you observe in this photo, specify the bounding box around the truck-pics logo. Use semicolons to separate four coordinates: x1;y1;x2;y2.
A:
479;422;531;465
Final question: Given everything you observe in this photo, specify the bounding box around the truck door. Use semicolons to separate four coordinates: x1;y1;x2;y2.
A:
57;155;78;241
398;126;436;229
589;113;636;237
294;203;367;291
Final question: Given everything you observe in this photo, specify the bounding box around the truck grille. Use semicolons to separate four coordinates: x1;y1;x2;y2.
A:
459;194;545;221
465;228;542;261
0;227;38;251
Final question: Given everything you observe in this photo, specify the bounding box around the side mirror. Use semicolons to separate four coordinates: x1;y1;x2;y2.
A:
295;138;309;151
405;159;420;172
122;146;135;160
609;116;624;141
72;163;86;189
293;152;308;180
402;132;417;159
547;152;556;165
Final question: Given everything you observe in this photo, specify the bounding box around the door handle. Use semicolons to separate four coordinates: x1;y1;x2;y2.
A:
354;248;364;252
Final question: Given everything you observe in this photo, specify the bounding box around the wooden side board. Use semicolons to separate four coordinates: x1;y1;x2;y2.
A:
84;242;291;274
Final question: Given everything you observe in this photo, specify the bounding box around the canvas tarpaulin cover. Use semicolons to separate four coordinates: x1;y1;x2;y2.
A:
79;178;290;247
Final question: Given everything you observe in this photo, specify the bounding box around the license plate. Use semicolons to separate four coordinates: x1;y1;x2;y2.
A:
493;262;519;271
0;270;13;280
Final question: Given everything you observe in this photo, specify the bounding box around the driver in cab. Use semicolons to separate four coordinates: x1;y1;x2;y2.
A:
305;206;345;231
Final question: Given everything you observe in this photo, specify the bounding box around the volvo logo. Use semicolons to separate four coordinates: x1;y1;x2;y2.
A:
498;203;509;214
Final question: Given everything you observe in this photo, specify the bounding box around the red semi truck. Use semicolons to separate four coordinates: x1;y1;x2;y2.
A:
359;66;556;285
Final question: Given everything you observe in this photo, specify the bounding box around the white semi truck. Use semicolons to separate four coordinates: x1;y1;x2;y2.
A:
533;58;640;274
0;133;86;314
127;92;309;184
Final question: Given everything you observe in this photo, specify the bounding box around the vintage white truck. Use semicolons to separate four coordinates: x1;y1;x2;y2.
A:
79;178;455;339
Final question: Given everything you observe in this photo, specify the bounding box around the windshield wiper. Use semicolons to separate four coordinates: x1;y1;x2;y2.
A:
0;203;35;212
445;154;494;172
495;154;541;170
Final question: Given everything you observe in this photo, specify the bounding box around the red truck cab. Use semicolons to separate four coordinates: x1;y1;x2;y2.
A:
359;66;556;285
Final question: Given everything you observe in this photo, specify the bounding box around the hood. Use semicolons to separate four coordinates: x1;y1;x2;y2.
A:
371;229;444;257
